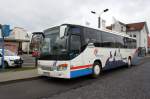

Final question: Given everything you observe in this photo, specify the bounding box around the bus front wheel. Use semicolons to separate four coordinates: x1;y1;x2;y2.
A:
92;62;101;78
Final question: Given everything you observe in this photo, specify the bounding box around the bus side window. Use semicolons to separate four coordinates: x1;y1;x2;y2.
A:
123;37;136;49
124;37;130;48
84;28;97;44
131;39;136;48
115;35;124;48
101;32;116;48
123;37;127;48
133;39;137;48
83;27;102;47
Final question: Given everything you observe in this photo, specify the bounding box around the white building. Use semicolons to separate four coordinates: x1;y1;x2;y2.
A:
5;27;30;54
111;21;127;33
107;21;149;53
127;22;149;52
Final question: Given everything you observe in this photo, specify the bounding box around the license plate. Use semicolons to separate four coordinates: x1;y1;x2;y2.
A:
43;72;50;76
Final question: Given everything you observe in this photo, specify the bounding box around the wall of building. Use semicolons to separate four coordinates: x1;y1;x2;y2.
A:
4;42;19;53
127;26;148;52
127;31;140;47
22;42;30;53
112;22;126;33
140;25;148;52
10;27;28;40
5;27;30;53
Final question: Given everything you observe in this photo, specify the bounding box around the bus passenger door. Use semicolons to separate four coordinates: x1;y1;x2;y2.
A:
69;35;84;78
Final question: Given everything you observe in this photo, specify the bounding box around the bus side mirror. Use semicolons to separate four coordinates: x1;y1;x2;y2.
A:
60;25;67;38
0;54;2;57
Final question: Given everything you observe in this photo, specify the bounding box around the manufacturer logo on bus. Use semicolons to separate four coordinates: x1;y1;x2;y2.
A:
94;49;98;56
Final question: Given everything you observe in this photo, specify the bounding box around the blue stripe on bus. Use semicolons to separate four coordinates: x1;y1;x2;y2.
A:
70;68;93;78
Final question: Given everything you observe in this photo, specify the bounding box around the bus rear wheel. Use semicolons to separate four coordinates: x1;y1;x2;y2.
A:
92;62;101;78
127;57;132;68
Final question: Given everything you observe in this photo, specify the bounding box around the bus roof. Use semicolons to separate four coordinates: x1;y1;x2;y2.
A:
44;23;136;40
65;23;136;40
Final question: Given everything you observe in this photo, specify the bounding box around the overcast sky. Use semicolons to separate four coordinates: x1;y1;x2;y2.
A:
0;0;149;33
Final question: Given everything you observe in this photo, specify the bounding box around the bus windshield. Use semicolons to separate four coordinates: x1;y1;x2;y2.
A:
40;25;69;60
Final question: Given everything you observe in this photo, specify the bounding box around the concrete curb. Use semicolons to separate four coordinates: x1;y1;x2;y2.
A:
0;76;40;86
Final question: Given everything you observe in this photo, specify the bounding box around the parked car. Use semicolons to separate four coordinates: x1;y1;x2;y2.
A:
0;49;23;68
138;47;146;57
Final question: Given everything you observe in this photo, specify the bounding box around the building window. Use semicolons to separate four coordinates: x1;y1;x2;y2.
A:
121;26;123;32
130;35;132;37
133;34;136;38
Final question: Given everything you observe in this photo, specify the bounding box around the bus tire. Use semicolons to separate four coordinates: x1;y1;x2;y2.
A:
127;57;132;68
92;62;101;78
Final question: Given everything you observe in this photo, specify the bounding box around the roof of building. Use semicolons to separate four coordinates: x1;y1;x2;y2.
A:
106;25;112;30
126;22;145;31
118;21;126;26
106;21;149;34
4;38;30;42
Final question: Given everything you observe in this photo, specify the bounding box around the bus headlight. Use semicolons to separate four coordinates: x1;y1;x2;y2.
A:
57;64;68;71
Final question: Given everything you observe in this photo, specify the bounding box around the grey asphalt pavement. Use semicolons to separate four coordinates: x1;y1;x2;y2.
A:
0;57;150;99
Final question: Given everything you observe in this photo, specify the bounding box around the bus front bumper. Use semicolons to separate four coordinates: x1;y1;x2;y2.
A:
38;68;70;79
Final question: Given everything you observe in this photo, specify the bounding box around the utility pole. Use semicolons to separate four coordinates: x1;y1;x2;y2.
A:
0;24;5;69
0;25;11;69
2;28;5;69
98;17;101;28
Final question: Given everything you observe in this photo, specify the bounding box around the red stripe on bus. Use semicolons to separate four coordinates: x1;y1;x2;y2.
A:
71;64;93;70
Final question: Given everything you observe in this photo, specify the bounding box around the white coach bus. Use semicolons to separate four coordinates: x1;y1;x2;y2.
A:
37;24;137;78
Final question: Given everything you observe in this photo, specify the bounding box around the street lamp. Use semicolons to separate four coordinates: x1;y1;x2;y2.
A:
91;9;109;28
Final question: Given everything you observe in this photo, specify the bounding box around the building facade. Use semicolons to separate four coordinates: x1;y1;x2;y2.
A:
148;35;150;53
4;27;30;54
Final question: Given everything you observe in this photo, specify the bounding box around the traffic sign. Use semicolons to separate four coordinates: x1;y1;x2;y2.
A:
2;25;11;37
